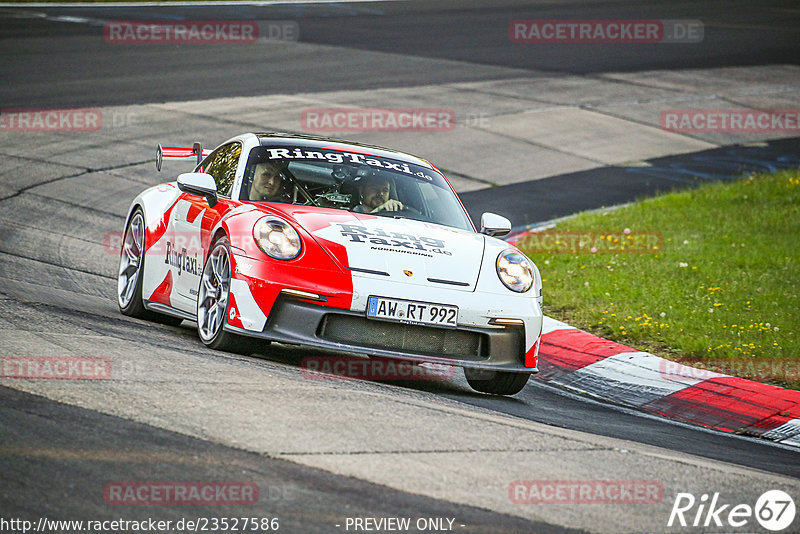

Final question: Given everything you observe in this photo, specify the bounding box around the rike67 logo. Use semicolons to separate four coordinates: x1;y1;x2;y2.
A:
668;490;795;531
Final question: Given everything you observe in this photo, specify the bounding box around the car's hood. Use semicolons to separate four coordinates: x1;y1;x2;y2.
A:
272;206;486;291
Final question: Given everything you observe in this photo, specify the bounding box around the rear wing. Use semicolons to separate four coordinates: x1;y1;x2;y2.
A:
156;142;211;171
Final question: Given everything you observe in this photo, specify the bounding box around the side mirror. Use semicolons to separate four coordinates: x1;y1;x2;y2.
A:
177;173;218;208
479;212;511;237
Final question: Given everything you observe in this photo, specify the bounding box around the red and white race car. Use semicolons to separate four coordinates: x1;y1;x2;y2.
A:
118;133;542;395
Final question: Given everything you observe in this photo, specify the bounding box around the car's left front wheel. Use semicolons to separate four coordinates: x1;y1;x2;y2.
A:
118;209;184;326
118;210;148;318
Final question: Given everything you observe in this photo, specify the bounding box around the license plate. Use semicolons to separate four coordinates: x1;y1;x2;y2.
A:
366;296;458;327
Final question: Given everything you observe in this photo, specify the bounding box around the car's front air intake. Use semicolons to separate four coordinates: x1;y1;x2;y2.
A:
318;314;488;360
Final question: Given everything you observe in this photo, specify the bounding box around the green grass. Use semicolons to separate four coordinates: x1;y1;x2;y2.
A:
518;168;800;389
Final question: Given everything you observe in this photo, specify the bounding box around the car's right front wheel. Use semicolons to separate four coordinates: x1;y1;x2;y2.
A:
196;235;263;355
464;368;530;396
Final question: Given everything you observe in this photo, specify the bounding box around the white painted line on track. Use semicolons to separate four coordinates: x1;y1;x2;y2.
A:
553;351;714;407
529;378;800;453
763;418;800;443
540;315;577;336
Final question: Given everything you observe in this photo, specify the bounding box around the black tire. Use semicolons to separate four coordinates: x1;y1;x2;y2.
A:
196;235;258;354
118;208;183;326
464;368;531;396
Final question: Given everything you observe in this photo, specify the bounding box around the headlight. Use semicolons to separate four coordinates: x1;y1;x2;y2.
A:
496;249;534;293
254;216;302;260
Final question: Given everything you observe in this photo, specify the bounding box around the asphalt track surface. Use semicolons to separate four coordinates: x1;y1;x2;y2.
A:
0;0;799;108
2;1;800;533
463;136;800;227
1;386;570;533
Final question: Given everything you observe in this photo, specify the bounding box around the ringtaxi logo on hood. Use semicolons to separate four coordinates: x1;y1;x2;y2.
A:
334;224;451;257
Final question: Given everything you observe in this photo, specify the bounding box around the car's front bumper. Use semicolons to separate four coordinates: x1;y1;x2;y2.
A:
225;295;538;373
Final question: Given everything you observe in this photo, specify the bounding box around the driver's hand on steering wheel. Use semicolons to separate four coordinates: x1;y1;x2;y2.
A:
370;199;404;213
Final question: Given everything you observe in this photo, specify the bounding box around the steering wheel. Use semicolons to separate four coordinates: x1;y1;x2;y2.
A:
373;206;424;220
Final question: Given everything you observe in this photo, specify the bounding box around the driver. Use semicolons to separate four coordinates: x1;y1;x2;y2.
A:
249;162;290;202
354;173;403;213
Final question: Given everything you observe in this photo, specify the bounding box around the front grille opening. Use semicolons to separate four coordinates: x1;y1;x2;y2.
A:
318;314;489;360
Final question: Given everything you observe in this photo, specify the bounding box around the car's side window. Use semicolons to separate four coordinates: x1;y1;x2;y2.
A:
201;142;242;198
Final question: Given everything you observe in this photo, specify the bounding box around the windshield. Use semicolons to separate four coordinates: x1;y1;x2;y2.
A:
241;145;474;231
